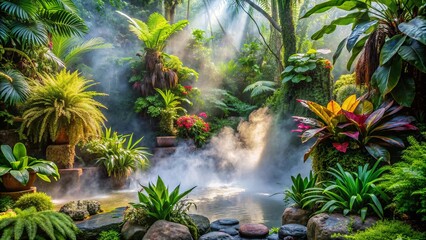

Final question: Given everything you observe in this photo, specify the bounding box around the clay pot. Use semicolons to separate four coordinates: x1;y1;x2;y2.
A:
2;171;36;191
156;136;177;147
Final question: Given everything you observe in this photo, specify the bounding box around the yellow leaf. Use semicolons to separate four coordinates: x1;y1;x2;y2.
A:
342;94;360;112
354;100;374;115
327;100;342;115
306;100;334;125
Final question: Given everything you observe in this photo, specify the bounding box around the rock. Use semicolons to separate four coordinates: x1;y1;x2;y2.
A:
121;221;149;240
239;223;269;238
306;213;377;240
199;231;233;240
281;206;310;226
267;234;279;240
60;200;102;221
189;214;210;235
233;236;267;240
211;219;240;236
143;220;193;240
279;224;307;240
77;207;125;240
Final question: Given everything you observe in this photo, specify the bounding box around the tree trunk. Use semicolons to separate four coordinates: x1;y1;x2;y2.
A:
186;0;190;20
277;0;296;66
270;0;283;72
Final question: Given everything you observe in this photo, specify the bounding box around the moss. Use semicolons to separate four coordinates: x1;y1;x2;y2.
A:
14;192;54;212
336;84;365;104
333;73;356;97
0;196;15;212
311;141;374;181
98;230;121;240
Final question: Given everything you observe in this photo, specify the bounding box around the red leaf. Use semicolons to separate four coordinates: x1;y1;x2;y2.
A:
332;142;349;153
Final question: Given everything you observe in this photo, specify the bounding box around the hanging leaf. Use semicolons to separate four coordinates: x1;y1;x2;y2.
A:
390;77;415;107
346;35;368;70
371;57;402;96
347;20;377;51
398;39;426;73
380;35;406;65
398;16;426;45
312;25;337;40
365;143;390;162
333;38;347;64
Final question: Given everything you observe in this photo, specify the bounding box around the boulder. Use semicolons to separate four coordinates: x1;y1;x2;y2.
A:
77;207;125;240
60;200;101;221
121;221;149;240
281;206;310;226
239;223;269;238
143;220;193;240
279;224;307;240
267;234;279;240
189;214;211;235
306;213;377;240
199;231;234;240
211;218;240;236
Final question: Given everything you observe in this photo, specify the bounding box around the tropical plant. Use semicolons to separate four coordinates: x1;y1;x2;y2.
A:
176;113;211;147
243;80;277;98
118;11;189;95
293;95;417;162
131;176;198;238
284;171;318;210
339;220;426;240
85;128;150;181
302;0;426;107
155;88;189;135
0;69;30;106
380;135;426;221
302;159;388;221
20;69;107;145
0;196;14;212
14;192;54;212
282;49;332;83
0;207;79;240
98;230;120;240
0;142;59;186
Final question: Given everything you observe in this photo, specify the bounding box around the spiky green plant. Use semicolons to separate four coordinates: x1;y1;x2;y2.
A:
155;88;188;135
284;171;318;209
0;207;79;240
20;69;107;145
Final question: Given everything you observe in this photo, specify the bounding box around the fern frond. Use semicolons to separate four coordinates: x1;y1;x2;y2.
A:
13;217;25;240
243;80;277;97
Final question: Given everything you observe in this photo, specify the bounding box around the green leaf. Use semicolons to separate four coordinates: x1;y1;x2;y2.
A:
391;77;415;107
302;0;366;18
347;21;377;51
398;16;426;45
380;35;406;65
282;65;294;73
0;166;11;176
9;169;29;185
312;24;337;40
346;35;368;70
371;57;402;95
282;75;294;83
398;39;426;73
13;142;27;160
333;38;347;64
1;144;15;163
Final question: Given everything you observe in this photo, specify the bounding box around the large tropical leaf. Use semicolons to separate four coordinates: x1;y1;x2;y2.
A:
347;20;377;51
371;57;402;96
380;35;406;65
0;0;37;20
40;9;87;37
390;77;415;107
0;69;30;105
398;16;426;45
398;39;426;73
10;22;48;46
301;0;367;18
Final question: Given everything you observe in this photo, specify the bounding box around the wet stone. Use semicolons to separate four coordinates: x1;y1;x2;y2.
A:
279;224;307;240
239;223;269;238
220;227;239;236
267;233;279;240
199;231;233;240
219;218;239;225
189;214;210;235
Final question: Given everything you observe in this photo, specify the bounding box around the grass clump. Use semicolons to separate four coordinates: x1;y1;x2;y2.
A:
14;192;53;212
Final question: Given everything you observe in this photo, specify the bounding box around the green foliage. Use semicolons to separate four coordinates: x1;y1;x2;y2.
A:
162;53;198;84
155;88;189;135
0;142;59;185
284;171;318;209
333;73;357;97
341;220;426;240
336;85;364;105
0;69;30;106
303;159;388;221
380;136;426;221
269;227;279;235
205;89;256;118
118;12;188;52
243;81;277;98
282;49;332;84
134;95;162;118
14;192;53;212
98;230;121;240
131;176;197;238
20;69;107;145
85;128;150;179
0;207;79;240
0;196;14;212
123;206;150;226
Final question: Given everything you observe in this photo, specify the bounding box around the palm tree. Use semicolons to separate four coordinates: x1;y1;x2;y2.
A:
118;11;188;95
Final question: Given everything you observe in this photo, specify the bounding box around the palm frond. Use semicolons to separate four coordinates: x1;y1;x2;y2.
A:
0;19;9;44
63;37;113;66
0;69;30;105
0;0;37;20
243;80;277;97
43;49;66;69
10;22;48;46
40;9;87;37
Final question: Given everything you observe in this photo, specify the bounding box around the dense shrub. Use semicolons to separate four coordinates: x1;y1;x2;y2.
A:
380;136;426;221
0;196;15;212
341;220;426;240
333;73;356;97
311;142;373;181
98;230;121;240
336;84;364;104
14;192;54;212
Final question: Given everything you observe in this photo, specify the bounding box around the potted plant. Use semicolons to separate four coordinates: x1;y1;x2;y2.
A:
19;69;107;168
0;142;59;191
155;88;189;147
176;113;210;147
84;128;150;189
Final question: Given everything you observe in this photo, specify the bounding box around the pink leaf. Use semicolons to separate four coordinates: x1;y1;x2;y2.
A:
332;142;349;153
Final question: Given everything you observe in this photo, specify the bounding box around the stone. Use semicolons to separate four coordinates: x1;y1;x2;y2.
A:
77;207;125;240
306;213;377;240
121;221;149;240
239;223;269;238
211;219;240;236
281;206;311;226
267;234;279;240
60;200;102;221
199;231;233;240
143;220;193;240
189;214;211;235
279;224;307;240
219;218;239;225
220;227;239;236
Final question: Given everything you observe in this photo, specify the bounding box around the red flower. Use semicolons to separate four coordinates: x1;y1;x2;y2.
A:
332;142;349;153
198;112;207;118
184;86;193;91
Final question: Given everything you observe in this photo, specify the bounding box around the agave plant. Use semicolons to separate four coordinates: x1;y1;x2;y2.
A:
293;95;416;162
284;171;318;210
302;0;426;107
118;11;189;95
302;159;388;221
20;69;107;145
